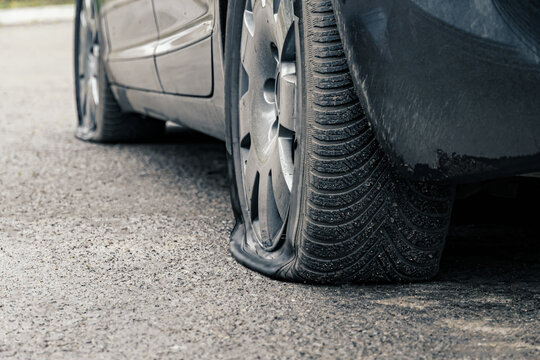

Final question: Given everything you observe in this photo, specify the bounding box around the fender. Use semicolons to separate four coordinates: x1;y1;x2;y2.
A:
332;0;540;183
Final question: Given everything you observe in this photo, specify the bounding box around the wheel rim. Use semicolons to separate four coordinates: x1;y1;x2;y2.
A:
239;0;298;251
77;0;100;134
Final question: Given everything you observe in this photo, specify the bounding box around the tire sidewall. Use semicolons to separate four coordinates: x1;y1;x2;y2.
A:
224;0;245;229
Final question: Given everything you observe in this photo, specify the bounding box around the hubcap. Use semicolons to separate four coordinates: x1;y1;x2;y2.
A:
77;0;100;133
239;0;297;250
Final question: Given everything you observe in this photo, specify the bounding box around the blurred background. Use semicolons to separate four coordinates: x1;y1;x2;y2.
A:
0;0;72;8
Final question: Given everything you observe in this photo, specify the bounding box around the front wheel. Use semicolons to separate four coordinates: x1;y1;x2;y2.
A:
74;0;165;142
225;0;455;283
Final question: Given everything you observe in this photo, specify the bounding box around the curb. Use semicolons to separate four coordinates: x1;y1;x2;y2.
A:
0;4;74;26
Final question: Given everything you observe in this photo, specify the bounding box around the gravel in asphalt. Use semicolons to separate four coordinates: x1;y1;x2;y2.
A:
0;23;539;359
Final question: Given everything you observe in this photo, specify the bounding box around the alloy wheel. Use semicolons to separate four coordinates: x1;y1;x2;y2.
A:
76;0;100;137
239;0;298;251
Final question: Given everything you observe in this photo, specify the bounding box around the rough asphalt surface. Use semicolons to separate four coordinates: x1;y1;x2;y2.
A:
0;23;539;359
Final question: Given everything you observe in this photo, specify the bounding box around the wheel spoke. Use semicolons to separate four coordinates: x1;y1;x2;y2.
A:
240;18;258;76
272;0;294;56
87;81;94;123
79;6;87;29
239;92;252;143
79;77;88;116
84;84;92;127
243;5;255;37
79;11;87;46
78;13;88;73
269;147;291;221
277;63;296;132
243;148;259;206
83;0;97;39
88;19;98;42
89;76;99;106
258;170;283;246
92;43;100;58
78;52;86;79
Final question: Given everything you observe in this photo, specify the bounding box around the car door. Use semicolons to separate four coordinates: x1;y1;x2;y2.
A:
152;0;214;97
100;0;162;92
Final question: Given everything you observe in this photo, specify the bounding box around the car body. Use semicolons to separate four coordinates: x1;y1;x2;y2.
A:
76;0;540;283
90;0;227;140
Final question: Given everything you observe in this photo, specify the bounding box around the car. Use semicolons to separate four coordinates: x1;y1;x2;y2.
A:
74;0;540;283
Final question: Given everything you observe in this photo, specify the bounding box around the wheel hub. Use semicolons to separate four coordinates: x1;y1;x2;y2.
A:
239;0;297;250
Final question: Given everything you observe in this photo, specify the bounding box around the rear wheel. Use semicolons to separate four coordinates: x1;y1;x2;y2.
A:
74;0;164;142
226;0;455;283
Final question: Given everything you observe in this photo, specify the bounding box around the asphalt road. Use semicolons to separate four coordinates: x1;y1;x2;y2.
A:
0;23;539;359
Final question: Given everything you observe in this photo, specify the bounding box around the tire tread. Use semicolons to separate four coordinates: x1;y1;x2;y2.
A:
283;0;454;283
